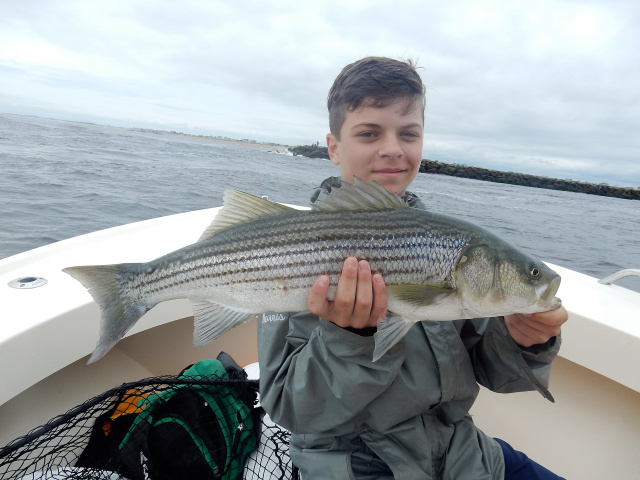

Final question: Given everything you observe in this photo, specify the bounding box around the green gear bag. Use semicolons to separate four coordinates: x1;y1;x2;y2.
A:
117;355;259;480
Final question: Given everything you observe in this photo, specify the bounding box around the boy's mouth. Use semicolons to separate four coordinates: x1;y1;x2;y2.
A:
373;169;407;178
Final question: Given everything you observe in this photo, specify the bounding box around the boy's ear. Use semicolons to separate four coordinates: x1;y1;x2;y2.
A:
326;133;340;166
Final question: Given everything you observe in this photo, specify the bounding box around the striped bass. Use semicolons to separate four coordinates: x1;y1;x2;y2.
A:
64;179;561;364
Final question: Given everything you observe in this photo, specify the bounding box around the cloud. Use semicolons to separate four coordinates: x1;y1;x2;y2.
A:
0;0;639;186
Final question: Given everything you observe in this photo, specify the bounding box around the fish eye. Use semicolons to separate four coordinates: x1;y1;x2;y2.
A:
530;265;541;278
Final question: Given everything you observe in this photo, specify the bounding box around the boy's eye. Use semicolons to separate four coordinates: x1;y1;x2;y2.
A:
357;131;376;138
401;131;421;138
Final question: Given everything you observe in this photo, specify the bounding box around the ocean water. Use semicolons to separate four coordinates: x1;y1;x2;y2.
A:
1;113;639;293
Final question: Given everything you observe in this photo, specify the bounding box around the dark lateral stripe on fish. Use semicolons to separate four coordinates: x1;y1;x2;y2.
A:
138;261;452;290
117;210;471;297
132;248;464;297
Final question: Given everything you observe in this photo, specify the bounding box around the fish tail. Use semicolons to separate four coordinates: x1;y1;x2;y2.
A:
63;263;149;364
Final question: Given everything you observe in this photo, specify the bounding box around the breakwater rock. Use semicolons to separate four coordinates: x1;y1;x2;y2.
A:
289;144;331;159
420;159;639;200
289;145;639;201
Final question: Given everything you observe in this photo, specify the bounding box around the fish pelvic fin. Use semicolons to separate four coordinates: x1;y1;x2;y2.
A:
373;316;416;361
198;190;296;242
312;177;407;213
191;300;258;346
63;264;149;364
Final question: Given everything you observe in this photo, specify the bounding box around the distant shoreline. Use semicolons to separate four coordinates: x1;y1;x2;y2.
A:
129;127;288;150
125;128;639;201
288;145;640;201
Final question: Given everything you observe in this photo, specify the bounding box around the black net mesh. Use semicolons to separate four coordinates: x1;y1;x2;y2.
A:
0;375;297;480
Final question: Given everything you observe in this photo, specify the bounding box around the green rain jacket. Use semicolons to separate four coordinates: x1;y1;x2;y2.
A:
258;178;560;480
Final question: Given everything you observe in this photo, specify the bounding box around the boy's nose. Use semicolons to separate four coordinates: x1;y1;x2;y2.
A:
378;135;403;157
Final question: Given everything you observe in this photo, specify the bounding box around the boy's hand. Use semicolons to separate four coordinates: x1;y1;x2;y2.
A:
504;306;568;347
307;257;388;329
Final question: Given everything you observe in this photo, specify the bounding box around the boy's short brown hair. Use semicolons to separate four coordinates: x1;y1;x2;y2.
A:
327;56;426;138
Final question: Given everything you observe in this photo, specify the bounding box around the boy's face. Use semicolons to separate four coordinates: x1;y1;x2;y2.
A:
326;99;424;196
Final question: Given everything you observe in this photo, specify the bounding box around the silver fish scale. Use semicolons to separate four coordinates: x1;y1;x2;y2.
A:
134;208;475;299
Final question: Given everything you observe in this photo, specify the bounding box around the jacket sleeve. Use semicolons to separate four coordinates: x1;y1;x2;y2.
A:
257;311;407;434
460;317;561;401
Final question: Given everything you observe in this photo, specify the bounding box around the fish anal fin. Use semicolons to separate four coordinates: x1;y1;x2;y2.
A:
312;177;407;213
198;190;296;242
373;316;415;361
191;300;257;346
387;284;455;307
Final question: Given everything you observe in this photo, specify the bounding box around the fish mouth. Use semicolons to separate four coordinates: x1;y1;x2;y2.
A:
536;275;562;308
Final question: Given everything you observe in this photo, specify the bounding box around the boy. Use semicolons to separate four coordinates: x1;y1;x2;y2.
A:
258;56;568;479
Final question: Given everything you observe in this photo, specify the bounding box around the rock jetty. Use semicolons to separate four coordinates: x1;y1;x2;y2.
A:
289;145;639;201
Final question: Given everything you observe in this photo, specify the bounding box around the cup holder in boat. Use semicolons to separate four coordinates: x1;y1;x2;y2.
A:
8;276;48;289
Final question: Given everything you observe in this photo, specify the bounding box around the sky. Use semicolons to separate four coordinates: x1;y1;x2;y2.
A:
1;0;639;187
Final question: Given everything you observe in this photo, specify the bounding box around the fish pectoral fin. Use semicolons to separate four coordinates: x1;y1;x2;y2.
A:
198;190;296;241
373;316;415;361
191;300;257;346
387;284;455;307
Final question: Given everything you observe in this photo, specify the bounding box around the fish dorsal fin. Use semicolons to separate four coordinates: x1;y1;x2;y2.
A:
198;189;295;241
312;177;407;212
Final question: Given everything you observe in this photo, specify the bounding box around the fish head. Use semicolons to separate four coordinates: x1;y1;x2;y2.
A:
454;240;561;317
